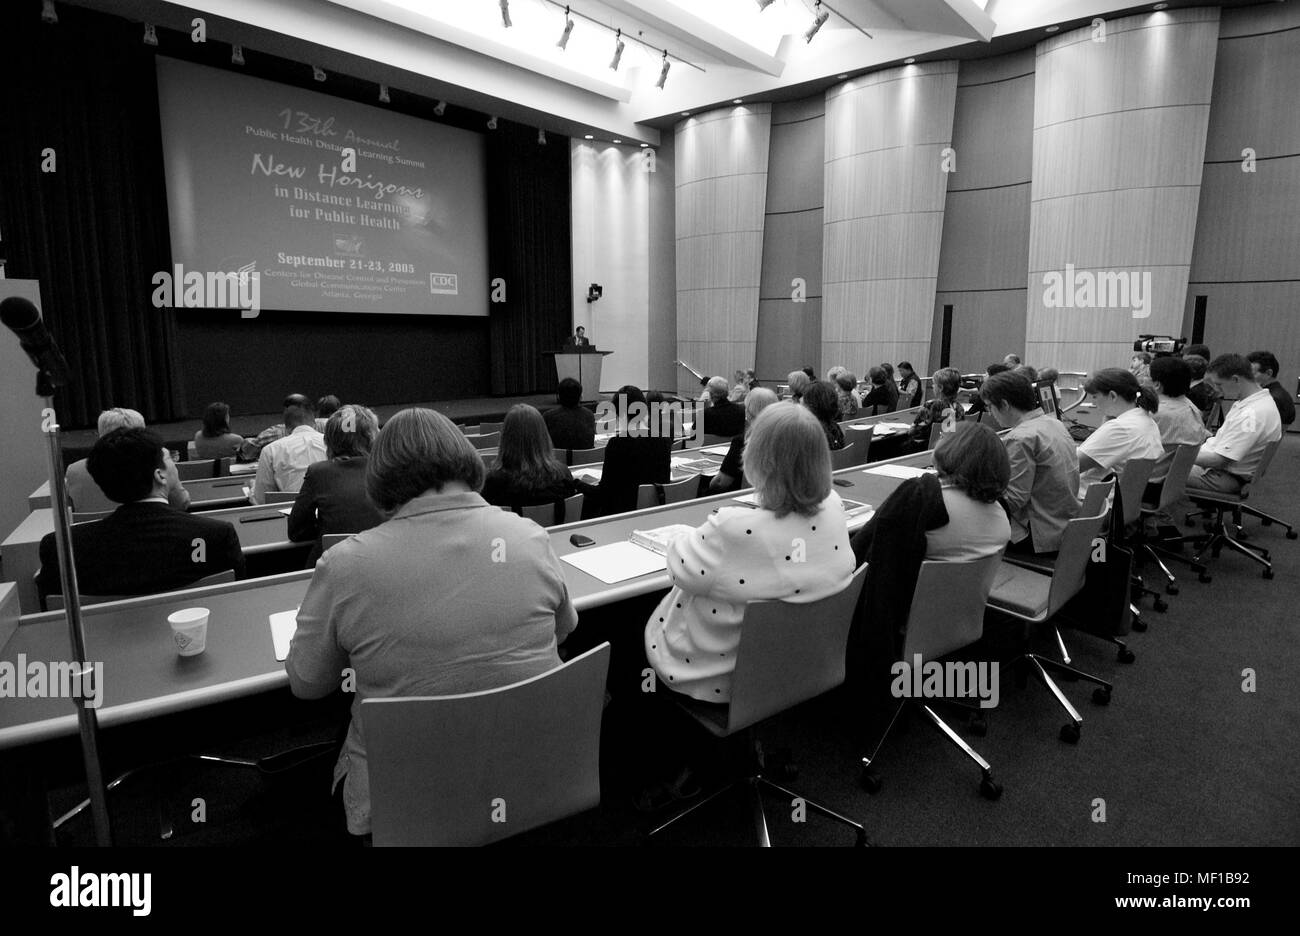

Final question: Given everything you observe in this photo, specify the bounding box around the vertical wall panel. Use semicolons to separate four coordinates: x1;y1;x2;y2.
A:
1185;2;1300;385
1026;9;1219;374
674;105;771;398
756;98;824;385
934;50;1034;375
822;63;958;375
572;141;650;391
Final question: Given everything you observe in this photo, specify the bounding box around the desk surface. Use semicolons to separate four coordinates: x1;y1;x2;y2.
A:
0;443;935;750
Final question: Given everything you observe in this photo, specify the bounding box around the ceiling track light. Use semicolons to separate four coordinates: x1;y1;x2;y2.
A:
143;23;158;46
557;7;574;50
656;51;670;89
378;84;390;103
538;128;547;145
433;100;447;117
486;115;498;130
805;3;829;43
312;65;326;82
41;0;57;25
609;28;624;71
231;44;245;65
500;0;511;28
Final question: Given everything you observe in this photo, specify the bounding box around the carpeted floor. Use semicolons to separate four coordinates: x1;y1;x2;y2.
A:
35;436;1300;847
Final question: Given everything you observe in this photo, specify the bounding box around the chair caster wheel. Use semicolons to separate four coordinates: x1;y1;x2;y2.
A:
967;712;988;737
1153;599;1168;613
1198;573;1212;584
1263;569;1275;580
1166;584;1179;596
860;767;882;794
979;776;1003;801
1092;687;1112;706
1286;530;1297;540
1131;616;1148;632
1117;647;1136;664
1059;723;1081;744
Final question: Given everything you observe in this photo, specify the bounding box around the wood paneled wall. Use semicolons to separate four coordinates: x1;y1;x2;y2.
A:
1026;9;1220;375
1186;2;1300;382
674;105;772;398
822;63;958;377
934;50;1034;376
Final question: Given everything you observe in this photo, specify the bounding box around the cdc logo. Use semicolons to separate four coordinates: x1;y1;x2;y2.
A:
430;273;459;295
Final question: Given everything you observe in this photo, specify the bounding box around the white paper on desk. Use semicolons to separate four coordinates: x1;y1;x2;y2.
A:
700;444;731;455
278;507;292;516
866;464;932;479
269;608;300;661
560;541;666;584
573;468;602;484
871;422;913;434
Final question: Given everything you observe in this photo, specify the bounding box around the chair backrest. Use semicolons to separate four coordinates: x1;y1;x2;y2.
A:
1154;443;1199;510
844;427;872;466
215;457;233;477
724;565;869;734
470;432;500;450
829;442;858;471
927;420;944;450
553;447;569;466
459;424;478;435
520;500;567;527
901;552;1005;662
570;446;602;466
176;458;217;481
321;533;351;554
71;509;114;523
1079;478;1115;518
635;483;659;510
563;493;583;524
262;491;298;505
659;476;698;505
362;642;610;846
1045;510;1110;617
1115;457;1156;528
43;569;235;610
478;421;504;436
1252;439;1282;484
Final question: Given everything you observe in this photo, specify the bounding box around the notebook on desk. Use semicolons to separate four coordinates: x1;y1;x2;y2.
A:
866;464;935;480
269;608;299;661
559;524;694;583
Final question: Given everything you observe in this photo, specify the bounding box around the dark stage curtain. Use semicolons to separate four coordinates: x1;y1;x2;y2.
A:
0;3;184;427
486;122;574;397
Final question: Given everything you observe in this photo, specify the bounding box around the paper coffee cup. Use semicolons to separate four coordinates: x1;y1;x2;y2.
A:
168;607;210;656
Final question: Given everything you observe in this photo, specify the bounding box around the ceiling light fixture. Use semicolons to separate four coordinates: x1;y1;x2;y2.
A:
143;23;158;46
837;73;848;79
486;116;498;130
378;84;390;103
557;7;574;50
433;100;447;117
1153;3;1168;8
313;65;327;82
583;134;594;139
805;2;830;43
500;0;512;28
613;138;622;143
538;129;547;145
733;98;743;104
903;57;915;64
231;44;245;66
1045;25;1060;32
640;143;649;148
609;29;624;70
656;51;671;89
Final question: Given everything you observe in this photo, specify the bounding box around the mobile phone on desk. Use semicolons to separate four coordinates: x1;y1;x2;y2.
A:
833;478;854;487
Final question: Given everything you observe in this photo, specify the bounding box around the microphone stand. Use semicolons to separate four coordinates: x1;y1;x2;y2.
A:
37;369;113;846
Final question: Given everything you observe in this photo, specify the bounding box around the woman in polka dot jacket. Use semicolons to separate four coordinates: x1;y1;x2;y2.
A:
644;403;856;703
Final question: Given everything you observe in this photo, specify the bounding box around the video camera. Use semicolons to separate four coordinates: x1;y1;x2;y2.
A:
1133;335;1186;357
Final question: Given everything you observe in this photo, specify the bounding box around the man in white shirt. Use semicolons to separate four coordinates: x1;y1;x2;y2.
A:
1186;354;1282;495
1076;372;1164;492
251;399;326;503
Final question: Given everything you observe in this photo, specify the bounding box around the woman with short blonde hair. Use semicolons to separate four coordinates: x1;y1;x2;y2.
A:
709;387;779;493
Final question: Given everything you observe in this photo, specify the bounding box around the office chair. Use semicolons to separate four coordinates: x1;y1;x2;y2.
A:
658;476;698;505
649;566;870;847
829;442;859;472
986;503;1116;744
362;643;610;846
1109;458;1156;630
470;432;501;450
519;493;585;527
176;458;217;482
321;533;350;554
839;427;873;466
1131;443;1199;605
860;553;1006;800
478;421;504;436
570;446;603;466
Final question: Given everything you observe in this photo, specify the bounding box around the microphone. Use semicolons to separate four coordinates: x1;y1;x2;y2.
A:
0;296;72;389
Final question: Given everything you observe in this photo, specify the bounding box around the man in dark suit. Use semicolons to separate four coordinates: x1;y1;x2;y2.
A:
701;376;745;438
543;377;597;450
38;428;245;600
572;326;590;348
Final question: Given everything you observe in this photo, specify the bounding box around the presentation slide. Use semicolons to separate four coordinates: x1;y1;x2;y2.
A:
156;57;489;316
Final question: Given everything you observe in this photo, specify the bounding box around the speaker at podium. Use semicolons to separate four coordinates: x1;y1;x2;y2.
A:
545;344;611;403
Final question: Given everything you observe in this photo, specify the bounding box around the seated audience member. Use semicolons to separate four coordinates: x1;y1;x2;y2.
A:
710;388;778;493
850;423;1010;686
193;402;244;460
802;380;846;451
801;365;816;380
251;397;326;503
1003;353;1022;368
896;361;922;408
1246;350;1296;427
1148;356;1209;482
826;365;848;383
702;376;745;437
287;408;576;839
1130;352;1153;384
314;395;341;432
1014;364;1039;383
1038;367;1059;385
1076;368;1163;492
38;428;244;599
482;404;580;512
240;393;313;461
979;372;1079;554
964;363;1012;419
1186;354;1283;495
288;405;385;564
786;369;811;404
67;408;189;513
836;371;862;419
860;366;898;416
543;377;597;451
729;368;755;403
881;363;900;402
1184;354;1219;416
907;367;965;450
645;403;855;702
1184;343;1212;362
592;385;673;516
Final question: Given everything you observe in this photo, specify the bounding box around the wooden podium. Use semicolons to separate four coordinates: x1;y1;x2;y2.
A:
545;347;611;402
